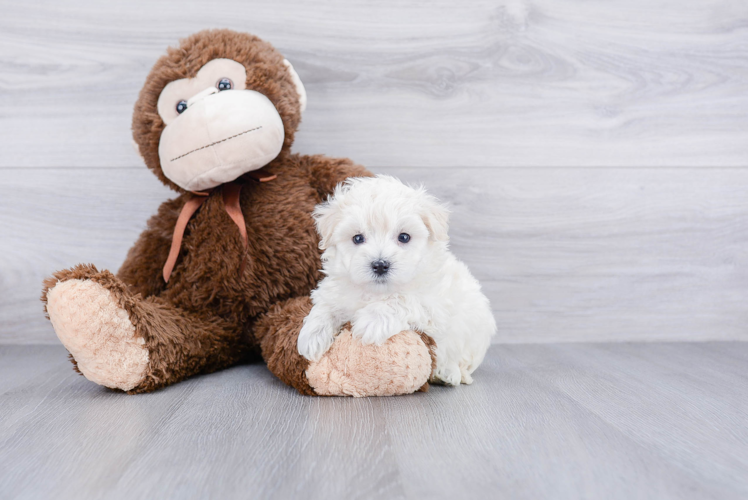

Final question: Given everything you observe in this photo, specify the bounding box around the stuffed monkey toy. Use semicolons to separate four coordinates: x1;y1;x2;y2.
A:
41;29;436;397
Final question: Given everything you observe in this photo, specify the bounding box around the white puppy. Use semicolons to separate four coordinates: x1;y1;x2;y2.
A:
297;175;496;386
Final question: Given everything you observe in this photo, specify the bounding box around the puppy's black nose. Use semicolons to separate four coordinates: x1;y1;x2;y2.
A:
371;260;390;276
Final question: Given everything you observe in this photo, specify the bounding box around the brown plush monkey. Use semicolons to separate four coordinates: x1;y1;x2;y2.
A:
41;29;435;396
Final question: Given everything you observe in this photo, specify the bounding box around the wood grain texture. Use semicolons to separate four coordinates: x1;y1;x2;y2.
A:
1;0;747;168
1;343;746;499
2;167;747;344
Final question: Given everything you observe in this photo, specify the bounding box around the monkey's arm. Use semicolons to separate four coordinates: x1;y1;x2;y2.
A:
300;154;374;200
117;196;184;298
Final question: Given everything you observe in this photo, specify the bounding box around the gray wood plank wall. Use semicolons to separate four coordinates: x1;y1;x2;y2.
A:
1;0;747;343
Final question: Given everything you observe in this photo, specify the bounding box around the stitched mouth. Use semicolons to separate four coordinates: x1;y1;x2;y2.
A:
170;126;263;162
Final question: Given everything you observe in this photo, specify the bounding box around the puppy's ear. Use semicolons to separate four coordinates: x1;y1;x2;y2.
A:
313;198;342;250
419;193;450;242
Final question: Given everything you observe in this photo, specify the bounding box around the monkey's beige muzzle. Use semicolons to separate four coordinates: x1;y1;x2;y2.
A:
158;89;285;192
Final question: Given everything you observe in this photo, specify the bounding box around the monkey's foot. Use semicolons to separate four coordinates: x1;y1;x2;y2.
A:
306;329;434;397
46;277;149;391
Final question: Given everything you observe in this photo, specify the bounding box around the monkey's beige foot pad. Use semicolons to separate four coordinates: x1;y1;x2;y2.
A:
306;329;432;397
46;279;149;391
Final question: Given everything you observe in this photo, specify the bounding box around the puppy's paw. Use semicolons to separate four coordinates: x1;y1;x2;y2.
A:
460;366;474;385
298;318;337;362
352;319;393;346
431;363;462;386
351;309;408;346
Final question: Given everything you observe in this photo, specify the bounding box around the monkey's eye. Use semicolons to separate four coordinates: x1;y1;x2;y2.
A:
352;234;365;245
217;78;233;91
176;100;188;114
398;233;411;243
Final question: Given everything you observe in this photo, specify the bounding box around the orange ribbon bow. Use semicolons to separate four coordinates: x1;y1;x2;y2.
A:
162;171;277;283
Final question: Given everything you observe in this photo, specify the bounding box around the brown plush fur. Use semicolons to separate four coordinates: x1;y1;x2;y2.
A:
254;296;316;395
41;29;437;395
417;332;438;392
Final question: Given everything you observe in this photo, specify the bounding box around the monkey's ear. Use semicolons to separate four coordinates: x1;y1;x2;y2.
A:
283;59;307;113
131;138;145;162
419;193;450;243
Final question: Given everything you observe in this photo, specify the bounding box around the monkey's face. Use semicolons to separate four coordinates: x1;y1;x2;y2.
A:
155;58;305;192
132;30;307;192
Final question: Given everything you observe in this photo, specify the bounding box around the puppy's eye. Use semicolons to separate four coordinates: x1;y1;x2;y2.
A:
176;100;188;114
398;233;411;243
352;234;365;245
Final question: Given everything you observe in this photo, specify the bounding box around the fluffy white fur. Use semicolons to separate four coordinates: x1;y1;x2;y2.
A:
297;175;496;386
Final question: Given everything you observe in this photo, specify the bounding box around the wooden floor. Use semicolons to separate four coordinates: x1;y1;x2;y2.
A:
1;343;746;500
